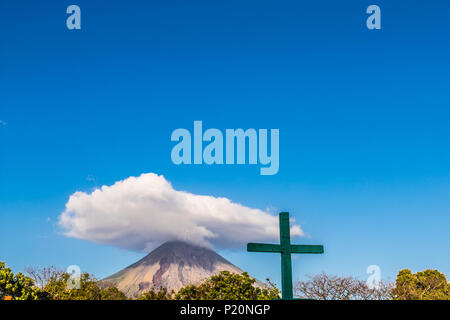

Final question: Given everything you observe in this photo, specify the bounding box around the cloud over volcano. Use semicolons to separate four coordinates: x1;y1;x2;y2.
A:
58;173;303;252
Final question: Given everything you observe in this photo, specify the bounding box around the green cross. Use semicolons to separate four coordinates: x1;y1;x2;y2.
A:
247;212;324;300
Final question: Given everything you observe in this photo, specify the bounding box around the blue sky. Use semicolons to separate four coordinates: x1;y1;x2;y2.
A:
1;0;449;287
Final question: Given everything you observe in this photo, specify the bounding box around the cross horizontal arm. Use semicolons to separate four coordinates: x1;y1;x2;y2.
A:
247;243;281;253
289;245;324;254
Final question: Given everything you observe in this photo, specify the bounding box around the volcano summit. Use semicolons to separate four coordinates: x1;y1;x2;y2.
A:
102;241;244;298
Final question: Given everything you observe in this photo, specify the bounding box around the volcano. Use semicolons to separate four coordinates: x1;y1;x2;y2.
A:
102;241;245;298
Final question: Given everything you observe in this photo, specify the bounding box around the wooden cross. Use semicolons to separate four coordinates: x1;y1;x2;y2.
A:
247;212;324;300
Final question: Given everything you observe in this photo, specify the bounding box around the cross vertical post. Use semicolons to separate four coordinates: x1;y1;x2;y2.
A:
247;212;324;300
279;212;293;300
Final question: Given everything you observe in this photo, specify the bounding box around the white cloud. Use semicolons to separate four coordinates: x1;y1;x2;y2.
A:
58;173;304;252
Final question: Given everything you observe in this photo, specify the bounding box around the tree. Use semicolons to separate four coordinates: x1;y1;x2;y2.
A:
100;286;128;300
138;286;174;300
294;272;393;300
25;266;64;290
175;271;280;300
42;271;126;300
0;262;39;300
42;272;100;300
392;269;450;300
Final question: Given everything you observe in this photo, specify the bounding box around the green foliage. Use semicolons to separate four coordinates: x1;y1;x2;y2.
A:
43;272;127;300
15;263;449;301
138;286;174;300
392;269;450;300
100;286;128;300
43;272;97;300
175;271;280;300
0;262;39;300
